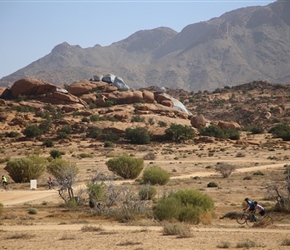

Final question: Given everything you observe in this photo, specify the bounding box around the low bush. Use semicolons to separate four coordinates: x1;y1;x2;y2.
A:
207;182;218;188
153;189;214;224
125;127;151;144
106;155;144;179
4;155;47;183
162;222;192;238
138;185;157;200
142;166;170;185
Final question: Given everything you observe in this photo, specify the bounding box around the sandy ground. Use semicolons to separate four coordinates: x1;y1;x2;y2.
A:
1;134;290;249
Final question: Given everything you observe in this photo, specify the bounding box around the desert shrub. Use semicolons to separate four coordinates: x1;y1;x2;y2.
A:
199;124;224;138
27;207;38;214
86;126;102;138
143;152;156;160
104;141;114;148
125;127;151;144
22;125;43;138
131;115;145;122
0;156;10;164
4;155;47;183
50;149;63;159
90;114;106;122
153;189;214;224
250;125;264;134
158;121;167;127
215;162;236;178
253;171;264;176
236;239;256;248
105;155;144;179
39;119;51;133
236;152;245;157
207;182;218;188
165;124;195;142
199;124;240;140
43;140;54;147
281;238;290;246
142;166;170;185
81;117;89;123
5;131;20;138
148;118;155;125
243;176;252;180
162;222;192;238
138;185;157;200
269;123;290;141
86;181;106;205
217;241;231;248
103;131;120;142
57;125;72;139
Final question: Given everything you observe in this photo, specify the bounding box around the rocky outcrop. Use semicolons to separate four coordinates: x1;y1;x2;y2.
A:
10;78;57;98
218;121;241;129
191;114;207;128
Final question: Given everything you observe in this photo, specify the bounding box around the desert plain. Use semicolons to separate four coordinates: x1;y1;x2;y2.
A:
1;131;290;250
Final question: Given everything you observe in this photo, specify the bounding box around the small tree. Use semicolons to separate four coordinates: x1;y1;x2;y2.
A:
106;155;144;179
215;162;236;178
47;159;79;203
165;124;195;142
22;125;43;138
4;155;47;183
269;123;290;141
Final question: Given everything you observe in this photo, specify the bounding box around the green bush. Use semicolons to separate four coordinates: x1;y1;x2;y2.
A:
153;189;214;224
131;115;145;122
199;124;240;140
86;126;102;138
4;156;47;183
125;127;151;144
22;125;43;138
43;140;54;147
138;185;157;200
142;166;170;185
105;155;144;179
57;125;72;139
104;141;114;148
27;207;38;214
50;149;63;159
158;121;167;127
269;123;290;141
165;124;195;142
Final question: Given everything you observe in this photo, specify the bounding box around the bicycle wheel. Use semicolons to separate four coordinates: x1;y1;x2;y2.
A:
264;215;273;225
236;213;247;224
246;214;257;227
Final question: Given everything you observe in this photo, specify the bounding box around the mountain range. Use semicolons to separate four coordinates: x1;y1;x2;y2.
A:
1;0;289;92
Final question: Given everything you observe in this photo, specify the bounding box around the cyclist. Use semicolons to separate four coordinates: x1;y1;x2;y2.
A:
2;175;8;190
47;176;53;189
254;201;265;216
243;198;256;221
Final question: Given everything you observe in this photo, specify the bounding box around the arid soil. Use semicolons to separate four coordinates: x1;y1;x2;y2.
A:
1;133;290;250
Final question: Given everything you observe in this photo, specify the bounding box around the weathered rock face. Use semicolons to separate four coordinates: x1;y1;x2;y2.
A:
65;80;96;96
10;78;57;98
218;121;241;129
191;114;207;128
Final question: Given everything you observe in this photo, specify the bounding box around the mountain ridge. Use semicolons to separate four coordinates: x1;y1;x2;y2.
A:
1;0;289;91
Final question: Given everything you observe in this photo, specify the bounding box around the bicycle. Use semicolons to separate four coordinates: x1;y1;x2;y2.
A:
236;211;273;226
236;211;257;226
2;182;8;191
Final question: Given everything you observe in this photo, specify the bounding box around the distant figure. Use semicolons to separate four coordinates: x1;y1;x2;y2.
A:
47;176;53;189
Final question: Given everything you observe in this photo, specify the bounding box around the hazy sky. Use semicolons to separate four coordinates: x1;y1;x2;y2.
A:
0;0;275;78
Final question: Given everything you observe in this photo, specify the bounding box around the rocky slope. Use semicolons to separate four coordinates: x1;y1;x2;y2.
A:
1;1;290;92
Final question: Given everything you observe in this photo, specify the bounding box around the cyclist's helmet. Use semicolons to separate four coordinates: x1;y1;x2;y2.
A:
244;198;249;201
254;201;258;205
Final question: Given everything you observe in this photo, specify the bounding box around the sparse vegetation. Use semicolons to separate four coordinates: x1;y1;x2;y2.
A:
125;127;151;144
215;162;236;178
165;123;195;142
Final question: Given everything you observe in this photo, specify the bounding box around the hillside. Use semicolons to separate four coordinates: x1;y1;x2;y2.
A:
1;0;290;91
